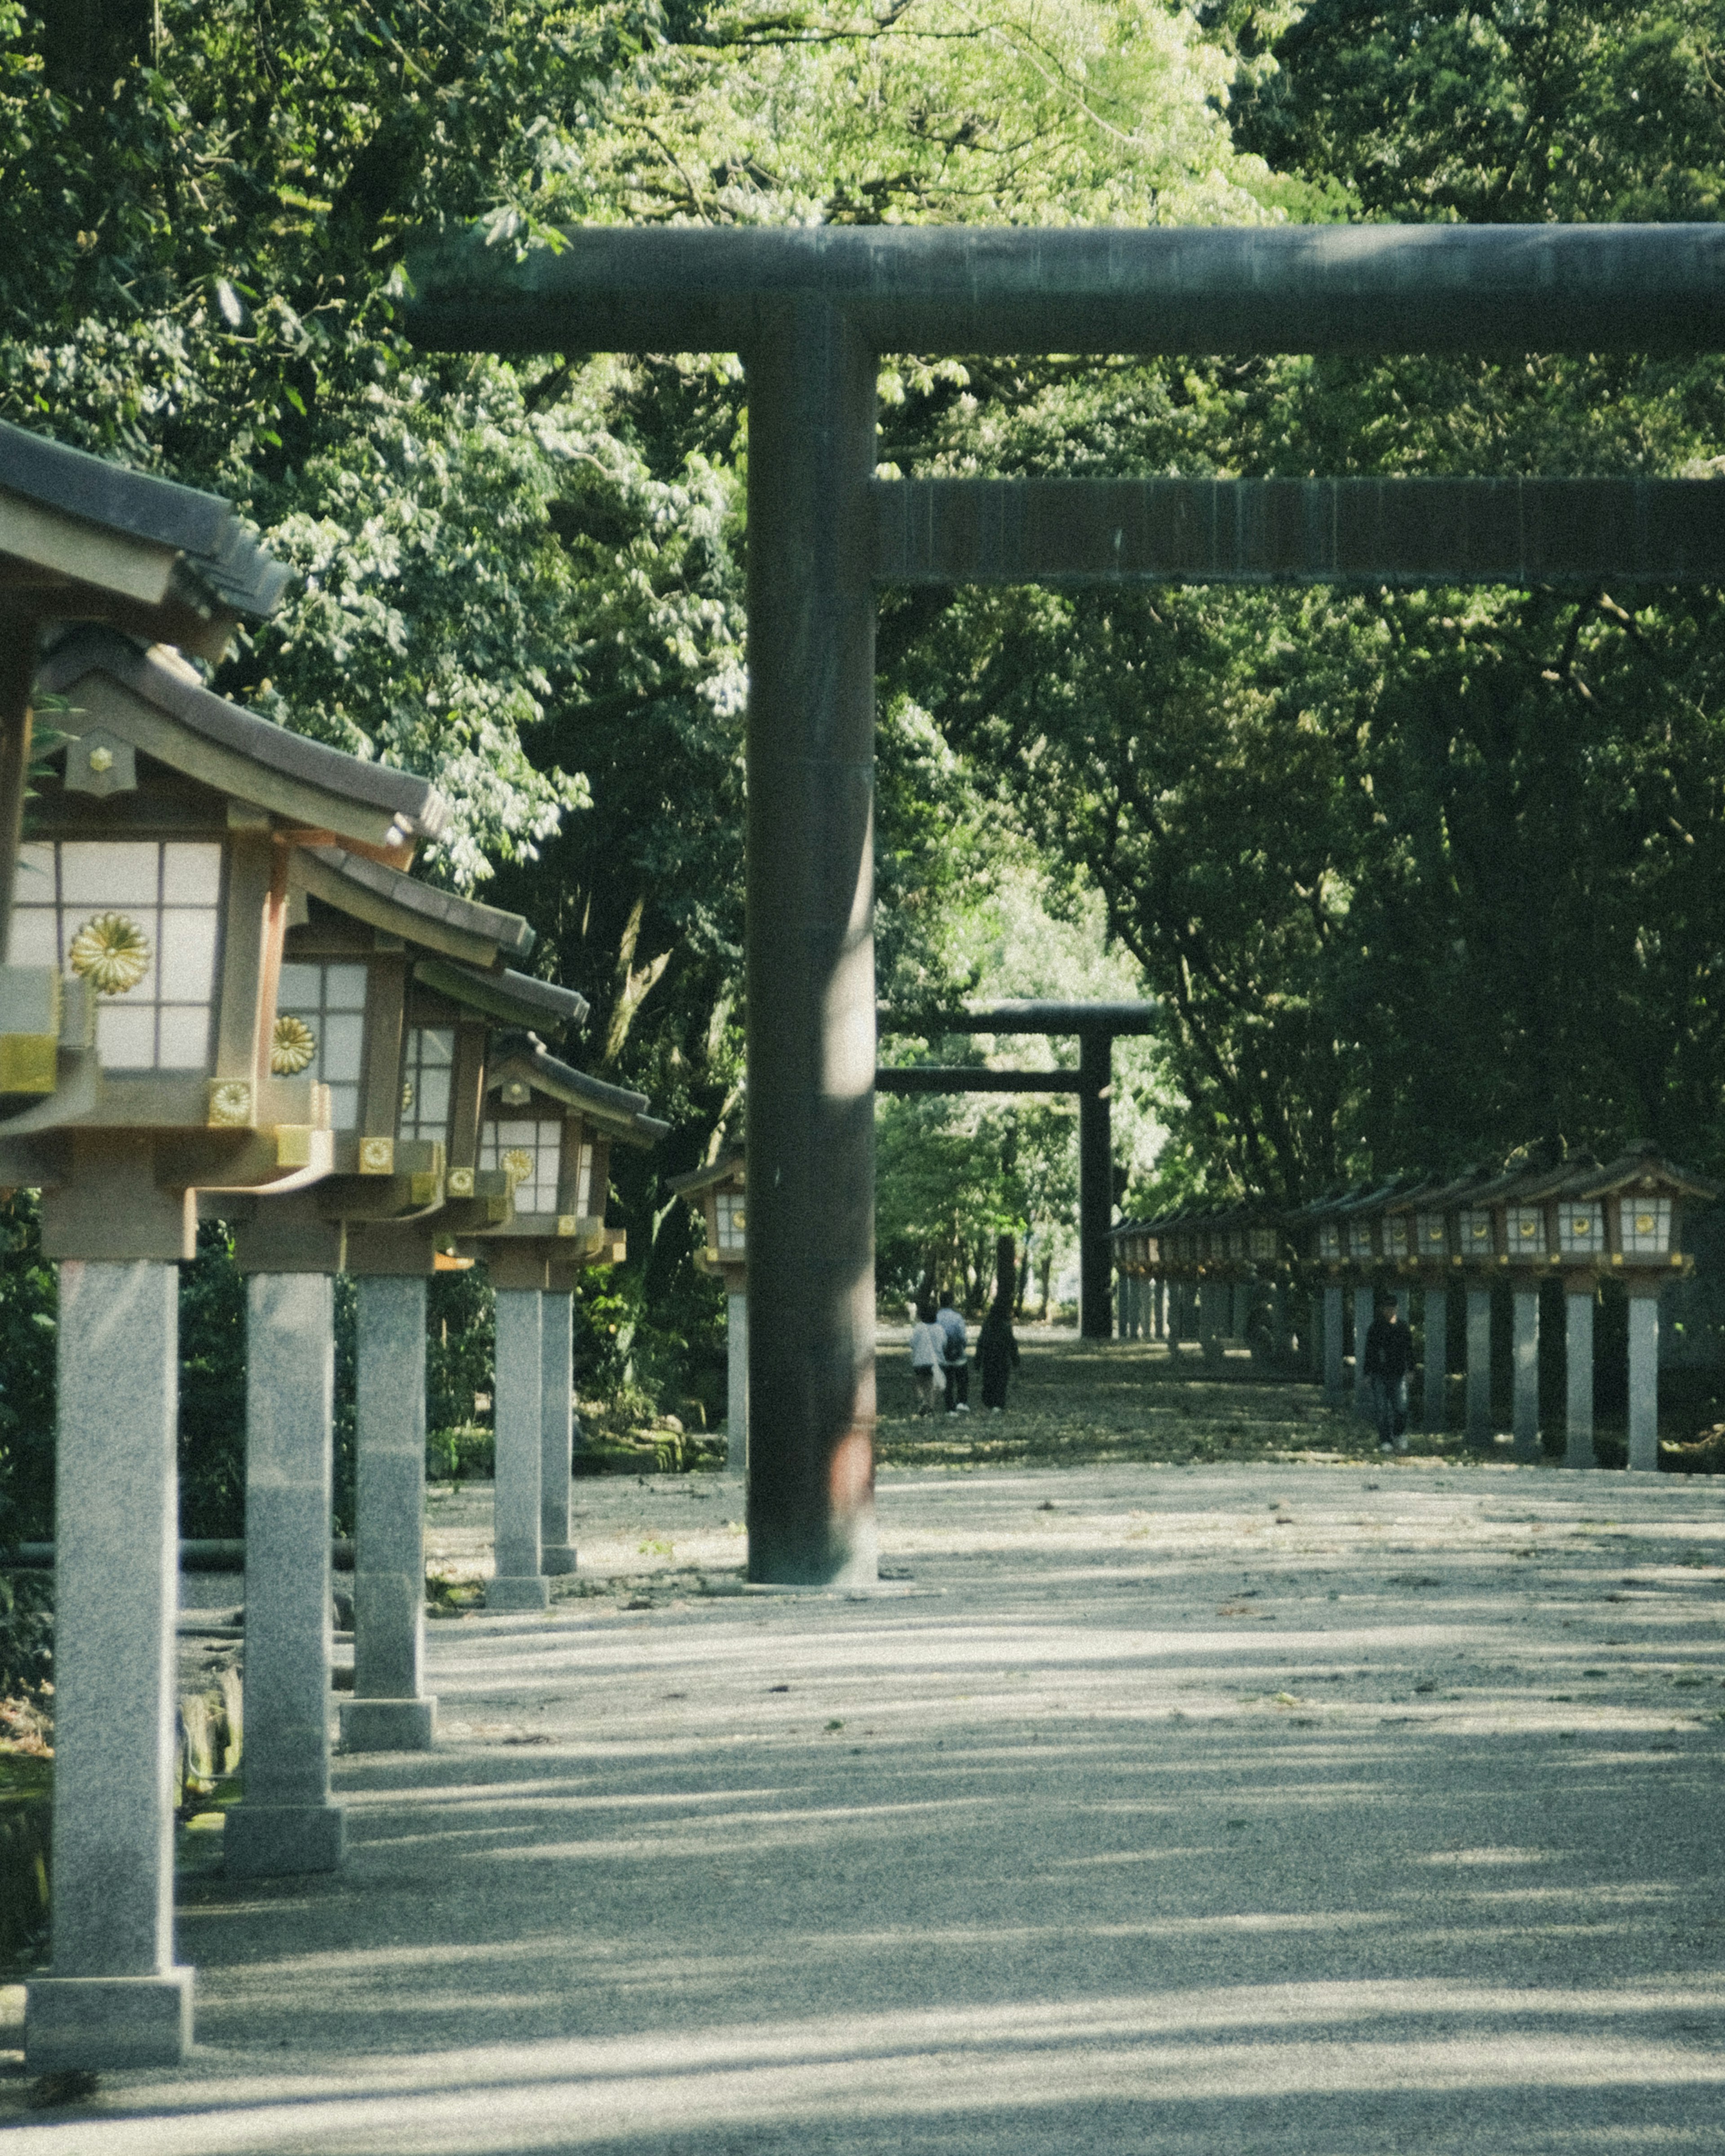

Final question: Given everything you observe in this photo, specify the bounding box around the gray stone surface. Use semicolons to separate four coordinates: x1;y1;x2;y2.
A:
491;1286;549;1608
348;1275;435;1751
1352;1286;1372;1419
226;1271;345;1874
1565;1291;1596;1468
26;1259;190;2068
340;1697;436;1751
1513;1287;1541;1461
1322;1284;1344;1402
47;1454;1725;2152
727;1289;749;1474
1466;1286;1492;1445
541;1289;576;1573
1423;1287;1448;1430
21;1973;192;2075
1628;1293;1660;1473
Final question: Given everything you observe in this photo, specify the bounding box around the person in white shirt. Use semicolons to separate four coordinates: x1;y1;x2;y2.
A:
908;1303;945;1417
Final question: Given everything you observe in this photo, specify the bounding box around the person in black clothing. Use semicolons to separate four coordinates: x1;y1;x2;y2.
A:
1362;1290;1415;1453
977;1294;1022;1411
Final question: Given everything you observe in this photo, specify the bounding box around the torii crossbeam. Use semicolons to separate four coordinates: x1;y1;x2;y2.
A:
405;221;1725;1586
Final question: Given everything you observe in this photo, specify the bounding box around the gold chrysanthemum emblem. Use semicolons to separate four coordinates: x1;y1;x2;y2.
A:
502;1148;534;1184
271;1013;317;1075
69;911;150;994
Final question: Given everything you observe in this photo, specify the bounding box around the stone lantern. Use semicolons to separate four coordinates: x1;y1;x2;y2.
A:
0;629;446;2075
460;1036;668;1608
1549;1146;1716;1470
1296;1190;1356;1403
208;845;583;1871
670;1154;748;1470
0;422;289;1078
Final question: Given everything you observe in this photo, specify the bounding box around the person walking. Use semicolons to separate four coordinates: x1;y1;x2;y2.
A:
908;1302;945;1418
1362;1289;1415;1453
936;1290;970;1413
977;1292;1021;1411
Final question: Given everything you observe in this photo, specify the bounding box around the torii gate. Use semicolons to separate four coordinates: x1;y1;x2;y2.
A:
877;999;1161;1338
405;222;1725;1586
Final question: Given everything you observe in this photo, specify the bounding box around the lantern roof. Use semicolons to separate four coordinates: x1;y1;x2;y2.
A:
37;631;448;851
485;1031;668;1147
1;421;290;660
294;846;535;967
1568;1143;1717;1204
668;1153;745;1201
413;956;586;1037
1335;1173;1418;1220
1398;1164;1497;1213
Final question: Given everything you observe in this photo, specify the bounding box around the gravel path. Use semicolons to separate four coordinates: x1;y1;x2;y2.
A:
7;1456;1724;2152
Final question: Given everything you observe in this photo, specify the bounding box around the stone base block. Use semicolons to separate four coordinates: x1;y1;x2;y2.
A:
224;1802;345;1878
486;1574;551;1611
541;1543;578;1575
341;1696;437;1751
26;1970;193;2070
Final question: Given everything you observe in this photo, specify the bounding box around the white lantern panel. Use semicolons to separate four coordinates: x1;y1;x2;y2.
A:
97;1003;155;1065
160;843;222;906
573;1137;595;1215
158;910;220;1001
9;839;222;1071
1619;1196;1671;1257
1249;1227;1276;1260
480;1114;562;1214
1558;1203;1605;1256
157;1006;214;1069
6;907;57;966
1384;1218;1410;1258
1417;1213;1447;1254
715;1189;746;1252
59;841;158;906
1459;1208;1494;1255
1506;1204;1546;1255
399;1027;455;1142
1318;1224;1341;1259
276;960;373;1130
1348;1221;1374;1259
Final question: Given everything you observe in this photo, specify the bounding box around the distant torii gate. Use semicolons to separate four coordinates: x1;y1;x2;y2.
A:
406;221;1725;1586
877;1001;1159;1338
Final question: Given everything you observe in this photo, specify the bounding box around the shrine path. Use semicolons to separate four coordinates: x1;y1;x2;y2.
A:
8;1452;1725;2152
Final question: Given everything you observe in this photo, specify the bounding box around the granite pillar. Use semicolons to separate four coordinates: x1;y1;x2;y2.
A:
1512;1286;1541;1462
1423;1286;1448;1431
1466;1285;1492;1446
1353;1285;1374;1419
1323;1284;1344;1403
1564;1287;1596;1468
540;1287;576;1573
226;1271;345;1876
727;1289;749;1472
490;1285;549;1608
344;1274;435;1753
1628;1290;1661;1472
26;1261;192;2069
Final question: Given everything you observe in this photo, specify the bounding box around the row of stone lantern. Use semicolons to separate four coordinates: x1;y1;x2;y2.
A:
1113;1148;1716;1468
0;431;664;2071
668;1153;748;1472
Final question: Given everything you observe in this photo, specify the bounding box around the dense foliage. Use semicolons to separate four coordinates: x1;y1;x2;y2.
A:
0;0;1722;1506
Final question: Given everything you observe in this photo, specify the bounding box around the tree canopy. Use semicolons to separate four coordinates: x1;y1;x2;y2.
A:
3;0;1724;1370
